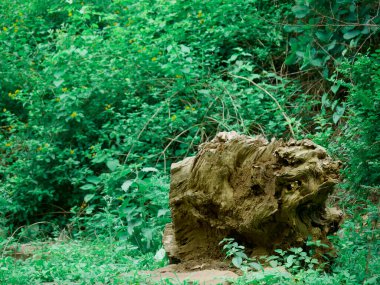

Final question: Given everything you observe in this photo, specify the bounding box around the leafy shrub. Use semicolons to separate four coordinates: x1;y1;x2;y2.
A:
337;51;380;198
286;0;380;71
0;0;300;229
69;169;171;253
330;204;379;284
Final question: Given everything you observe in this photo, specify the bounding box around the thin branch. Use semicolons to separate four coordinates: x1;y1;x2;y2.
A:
229;73;295;138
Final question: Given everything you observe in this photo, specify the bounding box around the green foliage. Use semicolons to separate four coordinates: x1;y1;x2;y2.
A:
0;0;379;284
0;0;300;228
69;170;170;252
330;204;380;284
220;238;330;273
337;51;380;197
220;237;262;272
286;0;380;71
0;239;165;284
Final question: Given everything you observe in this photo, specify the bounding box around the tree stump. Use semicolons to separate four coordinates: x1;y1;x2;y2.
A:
164;132;342;262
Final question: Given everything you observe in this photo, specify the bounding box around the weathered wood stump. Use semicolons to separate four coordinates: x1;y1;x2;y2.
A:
164;132;342;262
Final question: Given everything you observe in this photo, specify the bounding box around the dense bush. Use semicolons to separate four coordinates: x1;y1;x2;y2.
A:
0;1;379;283
338;52;380;198
0;0;301;229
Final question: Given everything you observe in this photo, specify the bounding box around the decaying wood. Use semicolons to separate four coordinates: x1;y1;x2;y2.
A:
164;132;342;262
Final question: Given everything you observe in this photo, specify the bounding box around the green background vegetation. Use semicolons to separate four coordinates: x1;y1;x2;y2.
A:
0;0;379;284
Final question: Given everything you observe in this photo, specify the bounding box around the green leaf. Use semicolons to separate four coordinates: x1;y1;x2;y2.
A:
84;194;95;203
121;180;134;191
315;31;332;42
180;44;190;54
229;54;239;62
77;49;88;57
284;25;304;33
142;228;153;241
248;262;262;271
118;231;129;241
333;105;346;124
141;167;159;173
269;260;279;268
235;251;248;259
154;248;166;262
327;40;336;51
331;84;340;94
157;208;169;217
310;58;322;67
106;159;120;171
232;256;243;268
322;93;331;108
292;5;310;18
285;53;298;65
343;30;361;40
53;79;64;88
86;176;101;185
198;89;210;95
80;184;95;190
286;255;295;267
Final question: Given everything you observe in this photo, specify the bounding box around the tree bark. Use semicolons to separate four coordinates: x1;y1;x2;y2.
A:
164;132;342;262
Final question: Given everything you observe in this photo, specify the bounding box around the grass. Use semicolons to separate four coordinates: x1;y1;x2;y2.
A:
1;215;378;285
0;238;166;284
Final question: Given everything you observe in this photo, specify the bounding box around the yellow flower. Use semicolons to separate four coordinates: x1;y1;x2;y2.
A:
70;111;77;118
175;74;183;78
15;89;20;94
37;146;43;152
90;145;95;150
105;104;111;110
55;97;60;102
70;149;75;155
68;11;73;17
191;107;196;111
171;114;177;121
197;11;203;18
3;108;6;112
62;87;68;92
2;27;7;32
151;57;157;62
5;142;12;147
185;106;190;110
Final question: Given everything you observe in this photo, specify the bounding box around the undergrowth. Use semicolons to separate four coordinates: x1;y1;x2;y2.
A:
0;0;379;284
